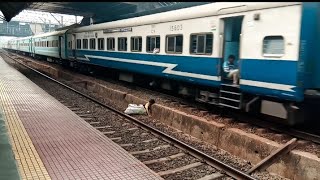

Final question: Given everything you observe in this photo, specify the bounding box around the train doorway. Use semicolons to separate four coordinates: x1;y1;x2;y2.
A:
221;16;243;84
72;34;76;58
58;36;62;58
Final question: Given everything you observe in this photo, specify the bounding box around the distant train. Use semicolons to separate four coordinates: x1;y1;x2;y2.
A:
3;2;320;125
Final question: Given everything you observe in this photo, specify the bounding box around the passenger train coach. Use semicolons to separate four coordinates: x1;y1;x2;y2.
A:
4;2;320;125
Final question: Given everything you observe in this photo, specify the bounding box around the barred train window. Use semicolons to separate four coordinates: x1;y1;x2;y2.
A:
146;36;160;53
90;38;96;50
263;36;284;56
54;40;59;47
190;33;213;54
76;39;81;49
98;38;105;50
83;39;88;49
131;37;142;52
166;35;183;53
107;38;115;51
118;37;127;51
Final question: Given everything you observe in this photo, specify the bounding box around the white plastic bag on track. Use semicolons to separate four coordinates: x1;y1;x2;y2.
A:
124;104;147;115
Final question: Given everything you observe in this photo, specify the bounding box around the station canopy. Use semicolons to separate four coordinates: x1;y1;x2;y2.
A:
0;2;211;25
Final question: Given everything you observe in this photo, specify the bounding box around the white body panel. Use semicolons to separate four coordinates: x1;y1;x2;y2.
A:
69;2;302;62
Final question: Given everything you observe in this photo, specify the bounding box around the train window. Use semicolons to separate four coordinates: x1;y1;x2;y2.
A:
131;37;142;52
118;37;127;51
263;36;284;56
98;38;105;50
190;33;213;55
83;39;88;49
90;38;96;50
47;41;49;47
54;40;59;47
166;35;183;54
146;36;160;53
107;38;115;51
76;39;82;49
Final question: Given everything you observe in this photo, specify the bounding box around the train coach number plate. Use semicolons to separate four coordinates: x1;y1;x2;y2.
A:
170;24;182;31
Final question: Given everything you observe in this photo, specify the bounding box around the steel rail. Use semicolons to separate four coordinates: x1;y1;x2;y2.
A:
2;51;257;180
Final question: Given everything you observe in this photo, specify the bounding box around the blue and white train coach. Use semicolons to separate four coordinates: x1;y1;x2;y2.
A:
5;2;320;125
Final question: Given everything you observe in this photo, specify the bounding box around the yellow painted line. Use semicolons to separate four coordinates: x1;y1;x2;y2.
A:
0;82;51;180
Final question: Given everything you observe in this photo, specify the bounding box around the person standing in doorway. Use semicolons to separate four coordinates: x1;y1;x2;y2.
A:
223;55;239;85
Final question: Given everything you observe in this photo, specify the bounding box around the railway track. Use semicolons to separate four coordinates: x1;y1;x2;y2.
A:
1;51;257;180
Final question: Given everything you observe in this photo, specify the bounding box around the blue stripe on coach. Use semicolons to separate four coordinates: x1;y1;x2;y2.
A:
240;59;297;85
74;50;221;77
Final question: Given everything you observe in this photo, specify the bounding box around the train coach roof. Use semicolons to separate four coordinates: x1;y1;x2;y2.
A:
32;29;69;38
69;2;301;33
7;36;32;42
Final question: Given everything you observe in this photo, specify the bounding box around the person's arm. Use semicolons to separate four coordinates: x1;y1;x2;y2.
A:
223;62;230;73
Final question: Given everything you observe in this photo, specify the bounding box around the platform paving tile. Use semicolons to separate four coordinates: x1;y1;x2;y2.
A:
0;57;162;179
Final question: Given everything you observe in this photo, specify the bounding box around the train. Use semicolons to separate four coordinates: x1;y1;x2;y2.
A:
3;2;320;126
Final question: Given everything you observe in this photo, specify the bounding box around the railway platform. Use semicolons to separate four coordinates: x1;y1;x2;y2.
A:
0;56;162;180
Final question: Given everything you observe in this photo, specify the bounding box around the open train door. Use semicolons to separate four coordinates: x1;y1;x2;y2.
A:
58;36;62;58
218;15;244;109
72;34;76;59
220;15;243;83
30;38;35;57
